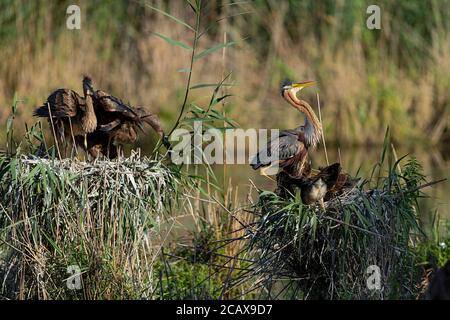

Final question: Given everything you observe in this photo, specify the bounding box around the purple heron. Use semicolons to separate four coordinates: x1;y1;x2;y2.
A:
251;80;322;177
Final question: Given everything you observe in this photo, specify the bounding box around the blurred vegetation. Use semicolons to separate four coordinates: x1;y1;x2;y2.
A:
417;219;450;268
1;0;450;145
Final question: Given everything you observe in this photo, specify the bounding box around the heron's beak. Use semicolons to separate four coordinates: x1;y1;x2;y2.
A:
292;81;316;90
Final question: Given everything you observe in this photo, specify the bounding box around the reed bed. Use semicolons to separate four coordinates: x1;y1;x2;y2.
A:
0;152;180;299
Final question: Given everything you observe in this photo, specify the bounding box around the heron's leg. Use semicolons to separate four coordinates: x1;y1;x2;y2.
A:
61;123;66;158
62;138;67;158
84;134;88;150
64;134;71;158
82;134;92;162
79;137;88;162
57;120;68;158
68;117;78;158
119;145;124;159
319;198;325;210
107;136;113;159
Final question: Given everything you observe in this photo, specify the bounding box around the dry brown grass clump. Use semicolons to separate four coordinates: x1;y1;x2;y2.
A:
0;152;180;299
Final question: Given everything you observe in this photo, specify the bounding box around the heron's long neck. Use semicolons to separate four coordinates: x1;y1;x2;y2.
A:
143;113;165;139
82;94;97;133
284;90;322;148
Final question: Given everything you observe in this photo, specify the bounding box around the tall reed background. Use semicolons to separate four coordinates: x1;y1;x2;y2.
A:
1;0;450;145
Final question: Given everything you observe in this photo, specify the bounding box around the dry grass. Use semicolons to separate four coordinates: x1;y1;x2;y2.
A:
154;168;256;299
0;152;180;299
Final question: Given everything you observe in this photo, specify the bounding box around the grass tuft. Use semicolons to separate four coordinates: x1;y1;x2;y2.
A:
0;152;181;299
237;154;433;299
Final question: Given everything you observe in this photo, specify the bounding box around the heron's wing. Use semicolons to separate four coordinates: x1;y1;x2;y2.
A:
34;89;80;118
251;132;300;169
94;90;138;118
99;119;122;132
275;134;301;160
133;107;170;148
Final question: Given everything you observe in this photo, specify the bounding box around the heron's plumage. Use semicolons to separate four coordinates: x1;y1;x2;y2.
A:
251;80;321;177
34;77;169;160
87;86;169;158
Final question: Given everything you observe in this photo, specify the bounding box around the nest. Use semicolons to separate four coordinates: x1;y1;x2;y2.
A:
6;152;177;213
239;158;428;299
0;152;180;299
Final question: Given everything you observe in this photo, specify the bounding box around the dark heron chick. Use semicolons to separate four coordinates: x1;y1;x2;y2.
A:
298;163;341;207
